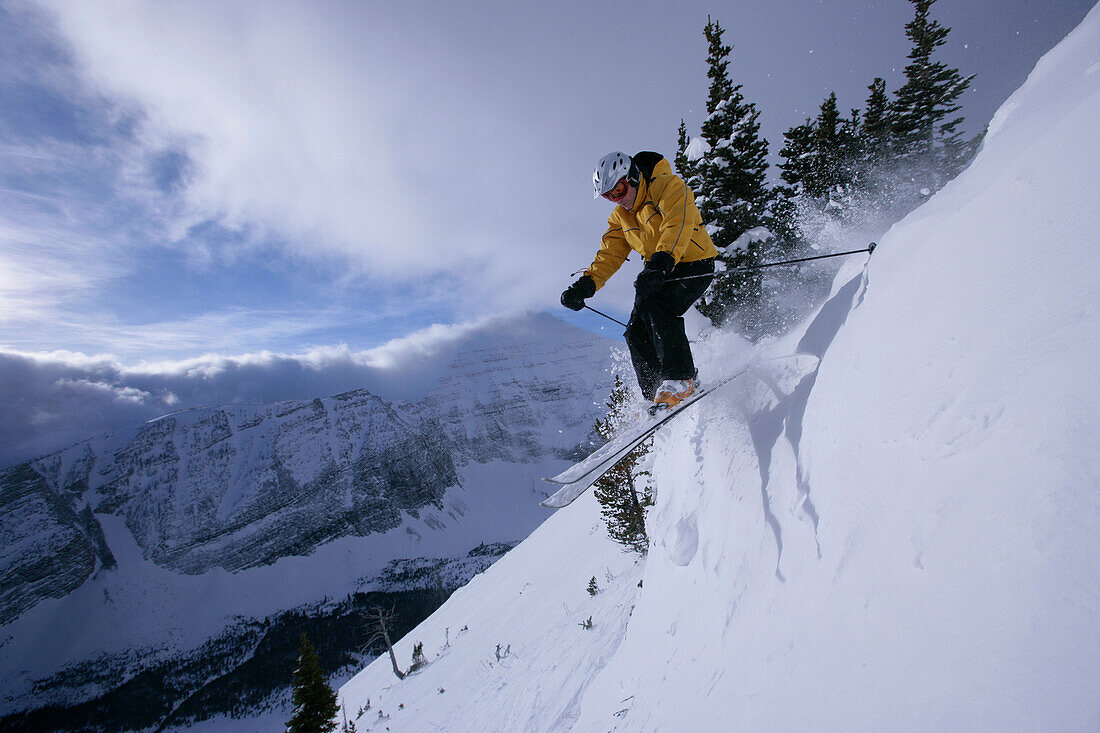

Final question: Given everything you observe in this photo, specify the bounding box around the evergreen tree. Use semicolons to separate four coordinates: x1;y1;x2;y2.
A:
860;77;893;169
891;0;975;192
851;77;901;215
774;119;817;246
587;576;600;596
810;94;864;215
811;92;844;199
409;641;427;673
778;119;815;192
674;119;698;185
592;376;652;555
287;633;339;733
840;107;864;190
768;178;801;252
778;93;865;232
690;17;776;334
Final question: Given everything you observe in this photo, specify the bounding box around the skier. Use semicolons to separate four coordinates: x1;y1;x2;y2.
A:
561;151;718;410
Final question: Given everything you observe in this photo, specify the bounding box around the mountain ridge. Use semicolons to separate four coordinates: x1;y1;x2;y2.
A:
0;311;617;725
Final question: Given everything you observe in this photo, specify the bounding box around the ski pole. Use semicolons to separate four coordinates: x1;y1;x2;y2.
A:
666;242;877;283
583;304;628;328
573;243;876;327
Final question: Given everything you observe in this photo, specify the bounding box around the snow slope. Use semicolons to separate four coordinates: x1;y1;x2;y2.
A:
338;7;1100;731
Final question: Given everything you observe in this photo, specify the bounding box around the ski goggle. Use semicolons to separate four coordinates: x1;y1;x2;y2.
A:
602;178;629;202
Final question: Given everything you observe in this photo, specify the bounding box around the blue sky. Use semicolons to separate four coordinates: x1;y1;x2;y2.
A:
0;0;1095;465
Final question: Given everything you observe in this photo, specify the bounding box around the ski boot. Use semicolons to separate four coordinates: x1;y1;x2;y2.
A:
649;378;696;415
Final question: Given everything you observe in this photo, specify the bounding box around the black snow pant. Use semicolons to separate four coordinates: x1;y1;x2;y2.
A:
625;258;715;400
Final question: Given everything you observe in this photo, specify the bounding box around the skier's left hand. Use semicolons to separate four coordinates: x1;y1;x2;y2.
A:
561;275;596;311
635;251;675;299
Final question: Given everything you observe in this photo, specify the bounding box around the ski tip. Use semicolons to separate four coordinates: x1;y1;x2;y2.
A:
541;486;582;508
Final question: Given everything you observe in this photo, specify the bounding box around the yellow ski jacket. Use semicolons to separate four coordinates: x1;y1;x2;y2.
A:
584;155;718;290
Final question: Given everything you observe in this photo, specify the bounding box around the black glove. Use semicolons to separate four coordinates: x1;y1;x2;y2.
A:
635;251;675;299
560;275;596;311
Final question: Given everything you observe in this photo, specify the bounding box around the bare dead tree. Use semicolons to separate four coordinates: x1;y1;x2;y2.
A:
431;567;448;605
364;606;405;680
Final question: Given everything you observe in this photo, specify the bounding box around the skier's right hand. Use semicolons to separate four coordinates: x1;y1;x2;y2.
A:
560;275;596;311
634;251;675;300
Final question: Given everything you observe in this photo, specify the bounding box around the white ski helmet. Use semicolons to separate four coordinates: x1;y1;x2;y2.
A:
592;151;632;198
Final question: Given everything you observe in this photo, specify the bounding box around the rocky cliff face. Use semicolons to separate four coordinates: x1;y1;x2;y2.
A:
1;314;613;624
28;390;460;579
0;464;114;626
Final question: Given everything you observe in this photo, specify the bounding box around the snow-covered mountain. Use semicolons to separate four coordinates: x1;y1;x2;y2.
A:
0;312;616;729
337;8;1100;732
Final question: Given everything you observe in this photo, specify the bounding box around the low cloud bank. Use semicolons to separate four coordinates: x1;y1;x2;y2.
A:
0;315;511;469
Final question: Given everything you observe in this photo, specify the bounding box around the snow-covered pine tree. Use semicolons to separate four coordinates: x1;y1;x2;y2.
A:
810;93;844;200
780;92;865;214
861;77;894;171
592;376;652;555
286;633;339;733
775;117;815;245
811;94;866;220
689;17;777;336
890;0;976;195
777;94;865;241
778;119;815;194
768;179;801;253
819;94;863;202
409;642;427;673
851;76;907;217
674;119;698;186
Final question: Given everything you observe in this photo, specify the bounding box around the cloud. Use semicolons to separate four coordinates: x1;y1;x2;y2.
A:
0;221;119;320
0;313;526;468
36;0;524;274
5;0;694;367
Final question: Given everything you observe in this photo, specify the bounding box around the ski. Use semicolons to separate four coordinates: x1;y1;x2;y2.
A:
540;368;748;508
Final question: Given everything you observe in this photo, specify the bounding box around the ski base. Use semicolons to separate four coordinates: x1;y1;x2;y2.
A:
540;369;746;508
